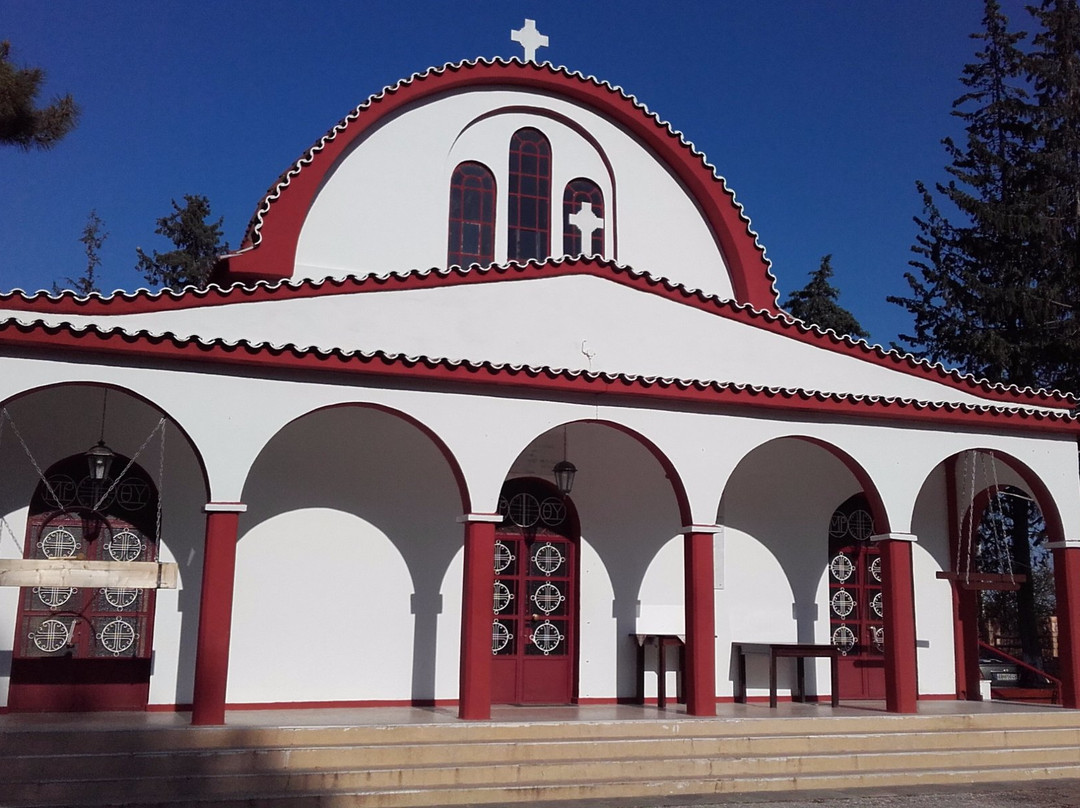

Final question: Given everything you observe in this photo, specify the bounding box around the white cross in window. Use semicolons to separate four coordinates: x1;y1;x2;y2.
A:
568;202;604;256
511;19;549;63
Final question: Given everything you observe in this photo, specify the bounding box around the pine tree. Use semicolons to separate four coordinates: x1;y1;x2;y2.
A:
0;41;78;150
55;210;107;296
136;195;227;290
889;0;1051;388
782;255;870;340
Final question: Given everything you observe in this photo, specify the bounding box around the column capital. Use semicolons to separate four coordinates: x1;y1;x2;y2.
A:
204;502;247;513
1046;540;1080;549
457;513;502;524
680;524;723;535
871;532;917;543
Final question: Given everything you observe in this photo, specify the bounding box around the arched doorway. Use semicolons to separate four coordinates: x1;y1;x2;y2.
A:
827;493;886;700
9;452;159;711
491;477;579;705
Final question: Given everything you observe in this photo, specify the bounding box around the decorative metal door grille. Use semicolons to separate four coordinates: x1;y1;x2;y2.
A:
828;498;884;659
491;478;578;704
13;455;159;663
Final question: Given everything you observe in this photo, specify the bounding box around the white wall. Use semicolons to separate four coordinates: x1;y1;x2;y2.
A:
293;89;734;299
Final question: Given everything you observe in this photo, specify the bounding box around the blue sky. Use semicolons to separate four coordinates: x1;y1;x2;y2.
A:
0;1;1031;348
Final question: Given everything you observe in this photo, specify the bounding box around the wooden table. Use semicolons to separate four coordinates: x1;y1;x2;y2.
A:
632;634;685;709
733;642;840;708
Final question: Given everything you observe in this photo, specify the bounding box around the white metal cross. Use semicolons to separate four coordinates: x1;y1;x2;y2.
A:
511;19;549;63
568;201;604;255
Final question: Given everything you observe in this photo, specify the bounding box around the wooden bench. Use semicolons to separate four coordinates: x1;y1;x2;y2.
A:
632;634;685;709
733;642;840;708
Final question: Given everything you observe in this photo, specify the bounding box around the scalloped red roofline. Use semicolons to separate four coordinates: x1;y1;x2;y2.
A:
3;257;1073;410
215;59;779;311
0;317;1074;436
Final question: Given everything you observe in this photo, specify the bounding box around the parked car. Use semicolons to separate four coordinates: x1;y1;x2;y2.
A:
979;645;1056;691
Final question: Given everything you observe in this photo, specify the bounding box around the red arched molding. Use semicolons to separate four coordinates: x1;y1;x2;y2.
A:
788;436;891;533
216;60;778;311
0;381;211;501
447;161;496;268
240;402;471;515
563;178;604;257
499;419;693;527
941;448;1066;548
507;128;551;262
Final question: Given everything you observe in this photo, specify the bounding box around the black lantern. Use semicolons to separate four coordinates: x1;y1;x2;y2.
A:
552;459;577;495
85;439;116;482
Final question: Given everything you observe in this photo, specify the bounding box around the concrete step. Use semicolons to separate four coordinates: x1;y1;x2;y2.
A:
4;709;1080;807
7;725;1080;782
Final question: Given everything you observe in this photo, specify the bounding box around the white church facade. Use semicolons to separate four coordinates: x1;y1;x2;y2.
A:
1;46;1079;723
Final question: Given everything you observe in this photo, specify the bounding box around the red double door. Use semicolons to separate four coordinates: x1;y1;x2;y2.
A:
9;455;159;712
828;494;886;700
491;479;578;705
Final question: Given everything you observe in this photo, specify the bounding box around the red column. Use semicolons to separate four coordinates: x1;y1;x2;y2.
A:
1052;543;1080;709
191;503;245;726
683;528;716;716
878;533;918;713
458;515;498;720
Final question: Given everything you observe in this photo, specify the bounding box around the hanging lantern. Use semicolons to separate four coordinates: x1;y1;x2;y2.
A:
552;460;577;495
85;440;116;482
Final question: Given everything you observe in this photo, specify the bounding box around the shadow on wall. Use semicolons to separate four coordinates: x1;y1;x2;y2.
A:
548;423;684;699
720;438;862;693
237;405;463;704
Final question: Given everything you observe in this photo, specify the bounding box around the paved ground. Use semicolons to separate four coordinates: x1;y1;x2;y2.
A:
534;780;1080;807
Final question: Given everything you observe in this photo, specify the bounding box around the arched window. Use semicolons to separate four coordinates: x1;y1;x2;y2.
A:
508;128;551;262
447;161;496;268
562;179;604;257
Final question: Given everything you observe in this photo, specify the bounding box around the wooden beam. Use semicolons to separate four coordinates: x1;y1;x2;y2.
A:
936;570;1026;591
0;560;178;589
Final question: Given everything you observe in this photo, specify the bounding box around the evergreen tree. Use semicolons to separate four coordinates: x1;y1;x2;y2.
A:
0;41;78;150
136;195;227;290
782;254;870;339
55;210;106;296
889;0;1053;388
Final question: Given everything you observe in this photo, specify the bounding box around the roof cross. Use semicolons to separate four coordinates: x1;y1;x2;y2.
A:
568;202;604;256
511;19;549;63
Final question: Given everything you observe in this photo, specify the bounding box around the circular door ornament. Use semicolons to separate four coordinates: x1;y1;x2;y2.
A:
872;626;885;652
532;583;565;613
829;512;849;540
869;557;882;582
507;493;540;528
116;478;152;511
830;589;855;619
871;592;883;618
30;618;70;653
831;625;856;655
848;509;874;541
98;619;137;655
492;582;513;613
104;587;139;610
39;528;79;559
492;621;512;653
76;476;114;509
105;530;143;562
493;542;515;573
532;543;564;575
44;475;77;509
531;620;563;654
829;554;853;582
540;497;567;527
34;586;76;609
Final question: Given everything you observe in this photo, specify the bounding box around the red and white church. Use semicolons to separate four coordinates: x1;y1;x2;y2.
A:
1;26;1079;724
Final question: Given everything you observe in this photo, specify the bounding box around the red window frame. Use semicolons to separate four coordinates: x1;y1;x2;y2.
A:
562;178;604;257
507;128;551;262
447;161;496;268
